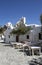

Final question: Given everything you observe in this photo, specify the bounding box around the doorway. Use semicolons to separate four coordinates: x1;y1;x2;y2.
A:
16;35;19;42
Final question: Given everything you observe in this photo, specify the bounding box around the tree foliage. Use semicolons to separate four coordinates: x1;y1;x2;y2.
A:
40;14;42;24
10;26;32;35
0;27;4;34
0;25;7;34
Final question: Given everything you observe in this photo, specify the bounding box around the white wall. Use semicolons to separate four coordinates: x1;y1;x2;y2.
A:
29;27;41;43
4;24;41;43
19;32;30;42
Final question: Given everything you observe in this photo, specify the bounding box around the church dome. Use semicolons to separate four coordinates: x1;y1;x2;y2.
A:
6;22;13;29
6;22;12;27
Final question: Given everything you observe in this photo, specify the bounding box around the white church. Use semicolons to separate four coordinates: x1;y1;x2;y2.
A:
3;17;42;44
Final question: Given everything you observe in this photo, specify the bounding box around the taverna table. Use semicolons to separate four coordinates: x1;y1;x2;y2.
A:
31;46;41;55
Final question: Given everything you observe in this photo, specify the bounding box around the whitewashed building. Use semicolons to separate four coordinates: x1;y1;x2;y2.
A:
4;17;42;43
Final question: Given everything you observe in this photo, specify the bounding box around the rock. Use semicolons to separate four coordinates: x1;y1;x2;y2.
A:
29;57;42;65
29;61;37;65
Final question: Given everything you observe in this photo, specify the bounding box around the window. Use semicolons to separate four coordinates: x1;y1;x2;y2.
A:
4;38;6;41
39;33;42;40
27;35;29;39
8;35;10;38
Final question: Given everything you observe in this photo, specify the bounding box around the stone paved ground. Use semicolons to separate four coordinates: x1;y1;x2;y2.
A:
0;43;42;65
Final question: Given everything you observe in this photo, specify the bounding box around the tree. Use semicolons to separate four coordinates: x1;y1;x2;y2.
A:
11;27;32;35
0;26;7;34
40;14;42;32
40;14;42;24
0;27;4;34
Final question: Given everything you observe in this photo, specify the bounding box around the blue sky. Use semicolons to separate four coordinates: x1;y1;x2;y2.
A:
0;0;42;25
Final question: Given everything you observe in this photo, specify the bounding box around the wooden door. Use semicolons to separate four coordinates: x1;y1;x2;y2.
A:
16;35;19;42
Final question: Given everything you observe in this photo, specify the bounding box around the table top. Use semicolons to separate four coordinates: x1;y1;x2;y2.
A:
31;46;41;49
17;43;23;45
